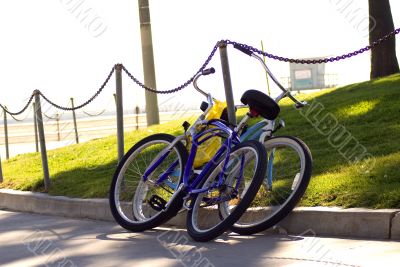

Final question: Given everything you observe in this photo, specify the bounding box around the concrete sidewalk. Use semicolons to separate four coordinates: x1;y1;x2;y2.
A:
0;189;399;241
1;210;400;267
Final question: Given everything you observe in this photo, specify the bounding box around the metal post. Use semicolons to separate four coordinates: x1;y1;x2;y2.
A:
261;40;271;96
70;98;79;144
0;155;3;183
219;43;237;127
33;103;39;152
56;112;60;141
3;107;9;159
115;64;124;162
135;106;140;130
34;90;51;191
138;0;160;126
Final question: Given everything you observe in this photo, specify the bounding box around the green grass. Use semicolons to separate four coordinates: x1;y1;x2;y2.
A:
1;73;400;208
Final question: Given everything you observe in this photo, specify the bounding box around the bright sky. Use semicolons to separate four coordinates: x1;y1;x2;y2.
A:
0;0;399;114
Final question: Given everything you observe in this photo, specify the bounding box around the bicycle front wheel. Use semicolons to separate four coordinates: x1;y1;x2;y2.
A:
186;140;267;242
229;136;312;235
109;133;188;232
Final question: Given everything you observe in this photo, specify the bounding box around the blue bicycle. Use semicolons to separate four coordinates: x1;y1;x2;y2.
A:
109;44;313;241
109;68;272;241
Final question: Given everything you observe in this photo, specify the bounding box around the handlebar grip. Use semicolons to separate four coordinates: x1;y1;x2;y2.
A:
233;44;253;56
202;67;215;76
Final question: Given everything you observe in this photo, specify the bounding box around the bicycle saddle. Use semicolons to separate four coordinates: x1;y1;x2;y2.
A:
240;90;280;120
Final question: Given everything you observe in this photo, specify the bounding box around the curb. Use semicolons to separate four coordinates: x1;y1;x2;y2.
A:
1;189;399;240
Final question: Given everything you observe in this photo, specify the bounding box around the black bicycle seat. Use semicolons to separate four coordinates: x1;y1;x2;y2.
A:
240;90;280;120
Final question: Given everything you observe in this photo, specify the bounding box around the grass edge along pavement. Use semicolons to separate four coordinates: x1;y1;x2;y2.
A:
1;74;400;209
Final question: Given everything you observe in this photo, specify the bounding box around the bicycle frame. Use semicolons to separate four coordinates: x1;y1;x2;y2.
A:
142;118;241;198
184;119;241;194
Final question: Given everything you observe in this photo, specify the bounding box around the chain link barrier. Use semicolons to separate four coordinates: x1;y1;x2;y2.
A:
42;112;60;120
225;27;400;64
82;108;107;117
121;42;220;94
0;93;35;116
10;111;31;122
0;27;399;114
38;66;115;111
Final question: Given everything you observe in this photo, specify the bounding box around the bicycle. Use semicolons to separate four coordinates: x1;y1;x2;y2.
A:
109;68;274;242
109;43;313;241
225;44;313;235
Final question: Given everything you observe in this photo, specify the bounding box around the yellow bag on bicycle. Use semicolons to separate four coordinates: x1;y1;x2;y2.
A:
193;100;227;168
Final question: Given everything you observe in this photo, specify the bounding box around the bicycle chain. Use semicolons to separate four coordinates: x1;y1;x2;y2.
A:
224;27;400;64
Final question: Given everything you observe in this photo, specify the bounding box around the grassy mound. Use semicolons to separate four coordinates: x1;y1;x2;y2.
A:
1;74;400;208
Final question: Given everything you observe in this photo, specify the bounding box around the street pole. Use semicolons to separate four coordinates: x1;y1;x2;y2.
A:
138;0;160;126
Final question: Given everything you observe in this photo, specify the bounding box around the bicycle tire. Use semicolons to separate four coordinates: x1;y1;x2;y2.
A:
186;140;267;242
109;133;188;232
230;136;312;235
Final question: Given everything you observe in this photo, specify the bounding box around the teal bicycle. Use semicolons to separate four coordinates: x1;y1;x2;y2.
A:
228;44;313;235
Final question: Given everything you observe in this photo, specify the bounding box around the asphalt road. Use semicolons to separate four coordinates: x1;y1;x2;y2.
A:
0;210;399;267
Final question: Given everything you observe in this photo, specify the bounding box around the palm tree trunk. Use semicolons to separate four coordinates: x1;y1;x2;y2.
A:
369;0;399;79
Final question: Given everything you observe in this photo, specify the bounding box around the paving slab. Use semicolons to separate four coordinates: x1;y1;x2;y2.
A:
1;210;400;267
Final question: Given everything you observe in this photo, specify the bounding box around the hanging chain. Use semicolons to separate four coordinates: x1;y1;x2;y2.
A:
0;93;35;116
42;112;60;120
82;108;107;117
10;111;31;122
225;27;400;64
121;42;220;94
1;28;399;114
39;66;115;111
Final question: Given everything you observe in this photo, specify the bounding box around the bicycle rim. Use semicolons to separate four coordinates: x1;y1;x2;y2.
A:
114;137;185;224
187;141;266;241
229;136;312;234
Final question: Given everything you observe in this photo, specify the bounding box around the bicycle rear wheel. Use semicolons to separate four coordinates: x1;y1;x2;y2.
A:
229;136;312;235
109;133;188;232
186;140;267;242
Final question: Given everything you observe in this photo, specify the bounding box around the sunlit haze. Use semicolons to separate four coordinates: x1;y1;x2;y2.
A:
0;0;399;113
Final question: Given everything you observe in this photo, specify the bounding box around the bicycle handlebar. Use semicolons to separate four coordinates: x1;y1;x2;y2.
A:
202;67;216;76
193;68;215;98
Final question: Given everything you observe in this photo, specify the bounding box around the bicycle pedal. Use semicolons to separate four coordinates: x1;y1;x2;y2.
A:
148;195;167;212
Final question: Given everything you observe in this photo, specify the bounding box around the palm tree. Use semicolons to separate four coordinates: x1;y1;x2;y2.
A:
369;0;399;79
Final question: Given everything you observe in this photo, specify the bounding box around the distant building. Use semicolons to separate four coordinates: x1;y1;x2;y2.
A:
284;58;338;91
